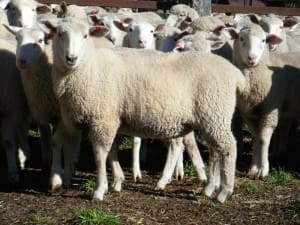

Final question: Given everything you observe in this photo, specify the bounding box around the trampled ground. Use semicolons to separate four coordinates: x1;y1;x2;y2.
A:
0;136;299;225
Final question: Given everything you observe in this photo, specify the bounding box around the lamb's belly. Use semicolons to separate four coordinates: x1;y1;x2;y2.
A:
118;119;193;139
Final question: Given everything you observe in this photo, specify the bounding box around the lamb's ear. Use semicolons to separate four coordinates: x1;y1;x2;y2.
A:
208;39;226;51
266;34;282;45
0;0;10;9
222;27;239;40
88;14;99;24
113;19;130;32
36;3;51;14
178;26;193;39
284;16;298;28
248;14;260;24
3;24;22;35
39;20;58;34
212;24;225;35
89;25;109;37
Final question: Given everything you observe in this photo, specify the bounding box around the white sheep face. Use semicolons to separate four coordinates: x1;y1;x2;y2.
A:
55;21;90;69
5;26;46;69
5;0;50;28
127;21;155;49
259;17;284;51
235;25;267;67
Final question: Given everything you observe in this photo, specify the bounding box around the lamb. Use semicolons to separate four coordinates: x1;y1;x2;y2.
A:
227;23;300;178
44;17;246;203
2;0;51;28
173;33;225;53
166;4;199;30
0;38;30;184
114;18;156;49
4;24;83;190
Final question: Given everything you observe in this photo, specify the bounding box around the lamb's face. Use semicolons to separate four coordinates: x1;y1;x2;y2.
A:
15;28;46;69
235;25;267;67
259;17;284;51
55;20;90;69
98;16;123;45
174;35;211;53
5;0;50;28
127;21;155;49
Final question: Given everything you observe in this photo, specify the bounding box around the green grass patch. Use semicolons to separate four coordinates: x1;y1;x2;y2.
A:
70;208;120;225
264;168;294;185
122;137;133;149
25;212;54;225
184;162;195;177
80;177;97;193
284;199;300;217
244;181;259;194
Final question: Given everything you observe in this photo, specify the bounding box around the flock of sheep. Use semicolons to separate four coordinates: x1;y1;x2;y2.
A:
0;0;299;204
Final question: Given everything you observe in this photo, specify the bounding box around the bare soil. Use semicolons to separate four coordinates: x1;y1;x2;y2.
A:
0;135;299;225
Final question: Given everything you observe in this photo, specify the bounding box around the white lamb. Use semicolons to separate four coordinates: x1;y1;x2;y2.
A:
227;23;300;178
4;24;83;190
44;17;246;203
0;38;30;184
166;4;199;30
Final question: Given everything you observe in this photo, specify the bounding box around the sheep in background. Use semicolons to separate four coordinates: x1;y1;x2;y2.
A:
173;33;225;53
166;4;199;30
44;17;246;203
227;23;300;179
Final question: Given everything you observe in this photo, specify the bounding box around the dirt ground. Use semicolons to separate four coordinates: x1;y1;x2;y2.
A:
0;136;299;225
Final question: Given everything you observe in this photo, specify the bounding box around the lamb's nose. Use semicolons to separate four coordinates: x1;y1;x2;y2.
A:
66;55;78;64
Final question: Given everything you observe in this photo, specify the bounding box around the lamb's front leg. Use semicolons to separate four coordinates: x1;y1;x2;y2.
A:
92;140;112;201
132;136;142;182
156;137;184;190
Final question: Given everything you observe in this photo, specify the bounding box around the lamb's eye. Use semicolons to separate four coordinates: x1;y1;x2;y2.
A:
38;38;43;43
262;39;266;43
32;8;36;11
58;32;62;37
150;30;154;33
129;27;133;32
83;34;88;39
240;37;244;42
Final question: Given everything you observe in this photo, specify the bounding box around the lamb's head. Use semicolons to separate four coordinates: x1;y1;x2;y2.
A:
259;16;284;51
43;17;108;69
90;14;125;45
154;24;191;52
4;24;51;70
3;0;50;28
173;34;225;53
166;4;199;28
114;18;155;49
228;24;282;67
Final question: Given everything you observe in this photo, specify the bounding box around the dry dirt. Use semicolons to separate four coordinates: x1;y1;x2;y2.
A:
0;136;299;225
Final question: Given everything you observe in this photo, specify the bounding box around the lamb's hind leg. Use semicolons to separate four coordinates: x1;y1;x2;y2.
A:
183;131;207;182
108;140;125;192
156;137;184;190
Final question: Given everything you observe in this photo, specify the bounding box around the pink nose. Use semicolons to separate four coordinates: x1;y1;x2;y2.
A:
248;54;257;62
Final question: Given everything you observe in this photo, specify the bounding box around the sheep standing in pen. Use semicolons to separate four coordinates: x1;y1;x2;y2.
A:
0;38;30;184
227;23;300;178
43;17;246;203
3;24;84;190
166;4;199;30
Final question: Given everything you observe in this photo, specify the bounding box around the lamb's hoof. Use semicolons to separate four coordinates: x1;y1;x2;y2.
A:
203;183;215;198
175;172;184;181
216;189;232;203
92;189;106;201
50;175;62;192
198;173;208;183
155;180;167;191
112;181;122;192
133;172;142;183
247;166;259;179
